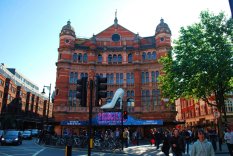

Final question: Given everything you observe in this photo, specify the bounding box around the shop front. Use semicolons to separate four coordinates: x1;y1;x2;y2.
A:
56;112;163;137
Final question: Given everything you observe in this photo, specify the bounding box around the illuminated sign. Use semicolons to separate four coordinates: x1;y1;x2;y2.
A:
97;112;123;125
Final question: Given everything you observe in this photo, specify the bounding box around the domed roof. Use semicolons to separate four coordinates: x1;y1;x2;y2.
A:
60;21;76;37
155;18;171;35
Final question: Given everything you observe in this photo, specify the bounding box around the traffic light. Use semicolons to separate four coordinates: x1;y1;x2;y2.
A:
123;111;128;119
95;76;107;106
76;77;87;107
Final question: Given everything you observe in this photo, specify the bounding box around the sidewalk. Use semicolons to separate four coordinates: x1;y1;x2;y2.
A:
119;140;230;156
39;139;230;156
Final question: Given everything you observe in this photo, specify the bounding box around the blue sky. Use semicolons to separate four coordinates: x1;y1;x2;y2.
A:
0;0;231;95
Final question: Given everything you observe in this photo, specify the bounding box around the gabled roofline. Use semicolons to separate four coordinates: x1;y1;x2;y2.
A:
94;23;138;37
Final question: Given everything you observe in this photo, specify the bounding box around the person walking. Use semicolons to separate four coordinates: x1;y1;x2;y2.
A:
191;129;215;156
162;130;171;156
224;127;233;156
184;128;192;154
170;129;185;156
123;127;130;148
154;128;163;150
208;128;217;151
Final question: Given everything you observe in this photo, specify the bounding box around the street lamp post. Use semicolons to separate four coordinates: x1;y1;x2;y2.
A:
42;83;51;123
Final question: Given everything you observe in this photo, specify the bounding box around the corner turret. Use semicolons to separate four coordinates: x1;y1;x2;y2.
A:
59;21;76;49
155;18;171;48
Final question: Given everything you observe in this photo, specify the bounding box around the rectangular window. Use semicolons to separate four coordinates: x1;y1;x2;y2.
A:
120;73;123;84
116;73;120;84
146;72;149;83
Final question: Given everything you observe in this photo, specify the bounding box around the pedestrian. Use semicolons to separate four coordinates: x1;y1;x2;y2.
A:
123;127;130;148
170;129;185;156
136;128;141;146
149;128;155;146
154;128;163;150
183;129;192;154
161;130;171;156
114;127;120;140
208;128;217;151
191;129;215;156
224;127;233;156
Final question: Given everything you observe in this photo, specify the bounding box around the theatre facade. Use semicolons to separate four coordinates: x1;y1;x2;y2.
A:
53;15;177;134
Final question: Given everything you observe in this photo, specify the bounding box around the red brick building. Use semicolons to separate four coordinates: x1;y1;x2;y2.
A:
176;96;233;129
0;65;52;130
54;16;177;133
0;74;6;114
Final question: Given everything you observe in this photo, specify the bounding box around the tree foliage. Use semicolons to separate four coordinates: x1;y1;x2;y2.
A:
159;10;233;111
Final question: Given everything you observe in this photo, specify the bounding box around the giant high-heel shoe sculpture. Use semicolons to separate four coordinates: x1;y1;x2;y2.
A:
100;88;124;109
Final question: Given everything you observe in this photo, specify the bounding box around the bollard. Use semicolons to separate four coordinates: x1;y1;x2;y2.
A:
65;145;72;156
90;138;93;149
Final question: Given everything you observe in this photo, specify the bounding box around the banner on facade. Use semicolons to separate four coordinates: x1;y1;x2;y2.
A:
60;120;87;126
61;112;163;126
93;112;163;126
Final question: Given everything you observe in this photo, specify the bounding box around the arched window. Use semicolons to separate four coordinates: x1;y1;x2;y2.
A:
142;52;146;61
73;53;78;62
108;55;112;64
78;53;82;62
98;54;102;63
147;52;151;60
152;51;156;60
113;54;117;63
83;53;87;63
118;54;122;63
128;53;132;63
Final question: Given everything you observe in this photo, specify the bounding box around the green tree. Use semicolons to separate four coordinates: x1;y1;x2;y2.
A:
159;10;233;137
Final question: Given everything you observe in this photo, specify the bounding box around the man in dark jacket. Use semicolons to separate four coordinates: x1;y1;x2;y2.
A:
170;129;185;156
162;130;171;156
